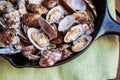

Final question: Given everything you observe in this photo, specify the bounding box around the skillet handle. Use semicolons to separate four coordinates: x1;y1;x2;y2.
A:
96;4;120;38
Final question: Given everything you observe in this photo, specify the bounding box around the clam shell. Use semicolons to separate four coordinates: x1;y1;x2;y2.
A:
0;28;20;47
46;6;65;23
27;28;49;50
27;0;44;5
73;10;94;22
0;36;20;48
38;17;58;40
84;0;97;17
58;15;76;31
71;35;92;52
71;0;86;11
82;23;94;34
22;45;40;60
0;1;13;12
61;0;86;12
64;24;84;43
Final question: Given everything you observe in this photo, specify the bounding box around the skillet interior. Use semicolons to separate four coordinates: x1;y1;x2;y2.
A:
1;0;107;68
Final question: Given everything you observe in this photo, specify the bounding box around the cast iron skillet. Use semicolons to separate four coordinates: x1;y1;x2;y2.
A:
1;0;120;68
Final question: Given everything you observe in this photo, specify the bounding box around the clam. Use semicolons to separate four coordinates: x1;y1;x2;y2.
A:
59;44;72;60
64;24;84;43
39;49;62;67
0;28;20;47
27;4;48;15
3;8;20;29
64;23;94;43
0;44;22;55
46;6;65;23
38;17;58;40
73;10;94;22
71;35;92;52
16;29;30;44
61;0;86;12
0;1;13;13
58;15;76;31
22;13;41;27
82;23;94;34
27;28;50;50
21;24;29;35
43;0;58;9
84;0;97;17
22;45;40;60
18;0;27;17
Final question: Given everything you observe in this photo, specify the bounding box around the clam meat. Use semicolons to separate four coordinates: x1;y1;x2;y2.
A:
64;24;84;43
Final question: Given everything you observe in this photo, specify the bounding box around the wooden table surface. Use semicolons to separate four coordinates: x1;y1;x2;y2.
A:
114;0;120;80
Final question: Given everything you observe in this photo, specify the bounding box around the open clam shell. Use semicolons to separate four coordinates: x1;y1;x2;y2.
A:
61;0;86;12
73;10;94;22
58;15;76;31
27;28;49;51
46;6;65;23
64;24;84;43
71;35;92;52
0;1;13;13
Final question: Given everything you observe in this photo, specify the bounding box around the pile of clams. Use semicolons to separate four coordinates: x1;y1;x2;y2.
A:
0;0;96;67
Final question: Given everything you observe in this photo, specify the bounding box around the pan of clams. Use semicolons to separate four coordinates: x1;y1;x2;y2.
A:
0;0;120;68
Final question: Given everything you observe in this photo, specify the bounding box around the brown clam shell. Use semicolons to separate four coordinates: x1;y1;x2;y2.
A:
38;17;58;40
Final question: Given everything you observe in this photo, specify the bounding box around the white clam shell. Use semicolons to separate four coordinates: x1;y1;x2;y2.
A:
64;24;84;43
72;35;92;52
0;1;13;11
27;0;44;5
46;6;65;23
27;28;49;51
71;0;86;11
58;15;76;31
